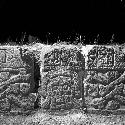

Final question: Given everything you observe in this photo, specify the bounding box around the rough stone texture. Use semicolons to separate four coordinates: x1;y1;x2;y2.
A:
122;84;125;95
5;48;24;68
0;46;37;114
0;98;10;111
20;83;30;95
38;46;85;111
0;72;10;82
86;83;99;97
85;45;125;111
7;83;20;94
105;100;120;110
99;84;107;97
0;50;6;64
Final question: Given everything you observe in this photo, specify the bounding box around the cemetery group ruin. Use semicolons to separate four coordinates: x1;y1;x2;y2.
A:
0;43;125;115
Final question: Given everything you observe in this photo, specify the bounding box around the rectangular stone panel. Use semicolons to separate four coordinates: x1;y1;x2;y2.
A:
84;45;125;112
39;46;86;111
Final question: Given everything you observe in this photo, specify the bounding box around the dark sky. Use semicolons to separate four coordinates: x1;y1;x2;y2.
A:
0;0;121;13
0;0;8;9
0;0;124;33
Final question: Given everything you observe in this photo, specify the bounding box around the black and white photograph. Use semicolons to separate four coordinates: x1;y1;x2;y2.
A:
0;0;125;125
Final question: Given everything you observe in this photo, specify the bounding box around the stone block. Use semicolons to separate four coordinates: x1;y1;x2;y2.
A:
106;100;120;110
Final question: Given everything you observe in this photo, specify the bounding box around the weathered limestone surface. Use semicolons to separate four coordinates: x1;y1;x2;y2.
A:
1;44;125;114
0;46;37;114
85;45;125;111
105;100;120;110
38;46;86;111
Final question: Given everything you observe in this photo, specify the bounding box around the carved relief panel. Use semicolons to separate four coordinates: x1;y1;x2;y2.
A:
38;46;86;111
85;45;125;111
0;46;37;114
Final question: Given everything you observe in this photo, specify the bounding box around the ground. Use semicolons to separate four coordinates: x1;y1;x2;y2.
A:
1;109;125;125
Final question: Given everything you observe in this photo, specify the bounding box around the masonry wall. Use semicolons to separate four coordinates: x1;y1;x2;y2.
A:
84;45;125;111
1;44;125;114
38;46;86;112
0;46;37;114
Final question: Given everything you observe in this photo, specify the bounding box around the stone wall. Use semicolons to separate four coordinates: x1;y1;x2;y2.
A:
0;46;37;114
38;46;86;111
84;45;125;111
1;44;125;114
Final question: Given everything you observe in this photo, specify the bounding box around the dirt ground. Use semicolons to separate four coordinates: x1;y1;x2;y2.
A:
1;109;125;125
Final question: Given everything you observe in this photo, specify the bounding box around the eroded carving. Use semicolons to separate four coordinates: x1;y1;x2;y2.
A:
85;45;125;111
38;46;85;111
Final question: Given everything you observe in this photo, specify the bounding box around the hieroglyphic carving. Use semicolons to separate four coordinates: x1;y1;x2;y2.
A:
0;46;37;113
38;46;85;111
85;45;125;110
